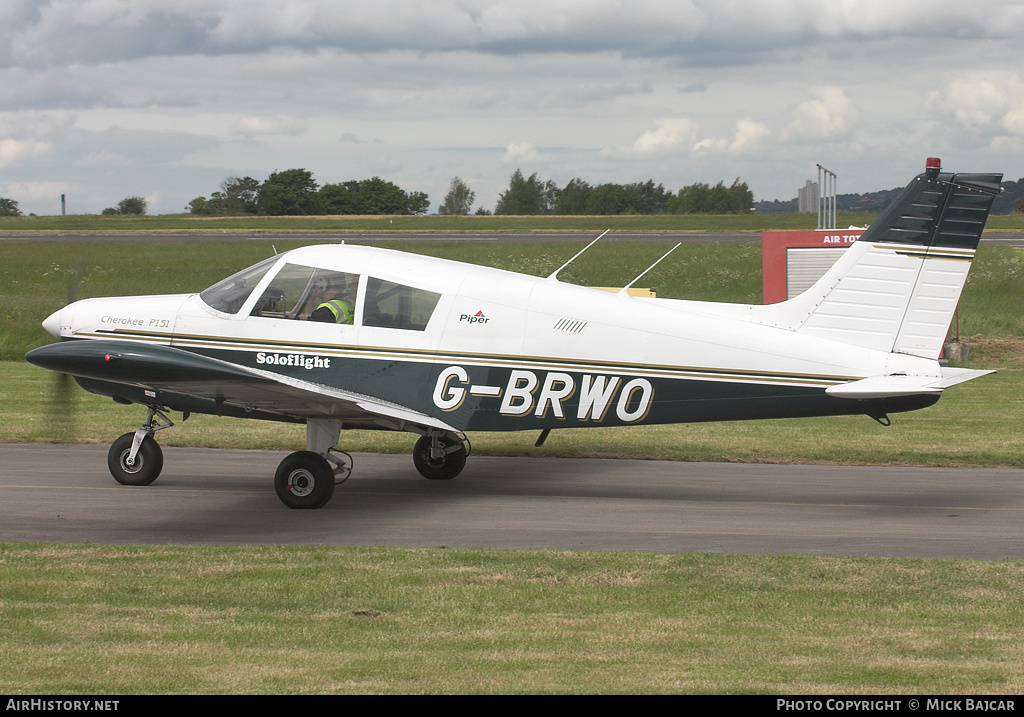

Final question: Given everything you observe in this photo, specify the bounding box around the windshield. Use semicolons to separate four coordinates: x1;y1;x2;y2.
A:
199;255;278;314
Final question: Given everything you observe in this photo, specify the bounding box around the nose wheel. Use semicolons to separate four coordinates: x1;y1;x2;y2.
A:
106;406;173;486
108;431;163;486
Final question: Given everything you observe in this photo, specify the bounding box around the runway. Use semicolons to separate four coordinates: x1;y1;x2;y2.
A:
1;232;1022;245
2;444;1022;559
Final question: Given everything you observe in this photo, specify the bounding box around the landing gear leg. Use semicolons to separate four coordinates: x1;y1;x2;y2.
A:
413;432;469;481
275;419;351;509
107;406;173;486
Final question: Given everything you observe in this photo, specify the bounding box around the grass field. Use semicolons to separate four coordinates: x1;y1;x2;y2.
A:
2;232;1023;694
2;545;1023;694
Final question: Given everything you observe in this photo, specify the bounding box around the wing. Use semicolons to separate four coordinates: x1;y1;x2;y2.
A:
25;339;458;432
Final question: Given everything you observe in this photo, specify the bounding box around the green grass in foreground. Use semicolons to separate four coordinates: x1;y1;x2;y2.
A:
1;544;1022;694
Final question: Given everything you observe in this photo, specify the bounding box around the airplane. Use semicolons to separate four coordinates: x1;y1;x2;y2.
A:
26;158;1002;509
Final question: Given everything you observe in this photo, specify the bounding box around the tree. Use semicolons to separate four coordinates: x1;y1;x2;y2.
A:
495;169;558;215
726;178;753;213
407;191;430;215
358;176;411;214
587;183;630;214
0;197;21;217
666;179;753;214
1015;196;1024;214
258;169;320;215
221;176;260;214
319;178;429;215
187;196;209;215
318;181;362;214
625;180;670;214
555;179;591;214
111;196;147;215
439;177;475;215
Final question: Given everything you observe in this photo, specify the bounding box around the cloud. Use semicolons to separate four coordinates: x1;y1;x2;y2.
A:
929;71;1024;137
690;119;768;156
2;2;1022;214
0;138;53;168
726;118;770;154
631;118;697;155
782;86;858;142
229;115;309;138
0;110;76;139
1;180;69;203
6;1;1024;69
503;141;544;164
75;150;132;168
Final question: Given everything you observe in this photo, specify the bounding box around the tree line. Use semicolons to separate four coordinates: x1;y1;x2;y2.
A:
489;169;753;215
0;169;758;218
188;169;429;216
187;169;752;217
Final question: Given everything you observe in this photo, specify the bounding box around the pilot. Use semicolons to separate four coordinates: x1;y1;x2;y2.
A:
309;274;355;324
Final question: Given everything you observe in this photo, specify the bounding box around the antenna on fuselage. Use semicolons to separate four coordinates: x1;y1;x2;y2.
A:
546;229;609;281
618;243;681;296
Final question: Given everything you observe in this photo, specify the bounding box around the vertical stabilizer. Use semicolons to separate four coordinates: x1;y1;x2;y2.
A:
779;160;1002;359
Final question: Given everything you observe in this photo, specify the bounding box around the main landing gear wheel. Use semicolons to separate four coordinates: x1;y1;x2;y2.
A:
107;432;164;486
275;451;336;509
413;434;467;481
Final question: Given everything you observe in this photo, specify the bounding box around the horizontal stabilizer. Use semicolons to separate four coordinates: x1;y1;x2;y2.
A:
934;366;997;389
826;368;994;399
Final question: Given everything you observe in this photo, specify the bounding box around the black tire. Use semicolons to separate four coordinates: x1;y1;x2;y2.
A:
107;432;163;486
413;435;467;481
275;451;336;509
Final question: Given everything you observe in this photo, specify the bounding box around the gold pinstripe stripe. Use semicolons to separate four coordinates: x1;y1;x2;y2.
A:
78;328;858;388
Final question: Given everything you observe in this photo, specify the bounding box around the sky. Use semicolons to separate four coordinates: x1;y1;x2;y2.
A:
2;0;1023;216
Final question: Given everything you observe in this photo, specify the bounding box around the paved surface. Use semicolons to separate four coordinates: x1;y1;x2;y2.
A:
0;231;759;243
2;444;1022;558
2;231;1020;246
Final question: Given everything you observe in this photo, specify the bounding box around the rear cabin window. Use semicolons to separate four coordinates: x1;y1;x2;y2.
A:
362;277;440;331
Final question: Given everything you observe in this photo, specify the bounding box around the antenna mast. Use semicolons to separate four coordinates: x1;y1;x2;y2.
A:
618;243;681;295
547;230;610;281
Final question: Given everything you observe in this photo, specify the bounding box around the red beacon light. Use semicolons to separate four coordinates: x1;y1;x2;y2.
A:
925;157;942;178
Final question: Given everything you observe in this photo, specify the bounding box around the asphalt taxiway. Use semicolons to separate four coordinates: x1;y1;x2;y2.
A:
2;444;1022;558
1;232;1022;245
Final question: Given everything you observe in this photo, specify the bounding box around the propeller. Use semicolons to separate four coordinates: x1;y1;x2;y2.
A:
45;261;79;441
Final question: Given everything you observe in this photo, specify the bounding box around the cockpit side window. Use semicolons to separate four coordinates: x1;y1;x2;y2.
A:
362;277;440;331
250;263;360;324
200;256;278;315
